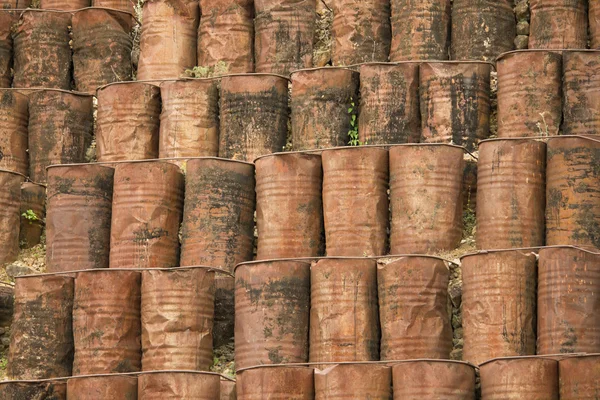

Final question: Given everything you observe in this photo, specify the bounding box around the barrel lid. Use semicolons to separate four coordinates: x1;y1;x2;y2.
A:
16;265;234;279
220;72;291;81
496;49;564;62
547;134;600;145
96;80;160;94
290;66;359;77
46;163;115;172
419;60;496;70
0;370;235;383
478;136;548;146
479;354;584;367
460;245;600;262
348;61;422;69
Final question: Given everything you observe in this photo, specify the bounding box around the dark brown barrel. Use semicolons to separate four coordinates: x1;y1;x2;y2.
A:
46;164;114;272
96;82;161;162
19;182;46;249
72;8;134;93
389;144;464;254
0;90;28;175
358;63;420;145
0;380;67;400
220;379;236;400
315;364;391;399
389;0;450;61
235;260;311;369
559;355;600;399
219;74;289;162
420;62;491;150
137;0;199;81
480;357;559;399
237;366;315;400
0;170;23;265
40;0;90;10
138;372;220;400
476;139;546;249
392;360;476;399
159;79;219;159
322;147;388;256
255;153;323;259
546;136;600;250
461;250;537;365
198;0;254;73
291;67;360;151
12;11;72;89
562;51;600;136
463;158;478;211
73;270;141;375
110;161;184;269
592;2;600;49
529;0;587;49
378;256;452;360
8;275;74;379
538;246;600;355
28;90;94;184
92;0;134;14
67;375;138;399
0;12;16;88
497;51;562;138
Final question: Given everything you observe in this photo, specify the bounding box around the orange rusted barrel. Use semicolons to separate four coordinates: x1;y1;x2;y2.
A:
28;90;94;184
310;258;379;363
93;0;134;14
8;275;74;379
530;0;587;49
40;0;90;10
0;380;66;400
563;51;600;136
235;260;311;369
138;372;220;400
198;0;254;73
0;89;28;175
0;12;17;88
480;357;559;399
546;136;600;250
0;0;31;7
476;138;546;249
219;74;289;162
461;250;537;365
73;270;141;375
137;0;199;81
0;170;24;265
392;360;476;399
389;144;464;254
46;164;114;272
97;82;161;162
358;63;420;145
220;379;236;400
291;67;360;150
237;366;315;400
159;79;220;159
19;182;46;249
420;62;491;150
322;147;388;256
12;11;72;89
255;153;323;259
497;51;562;138
315;364;391;399
110;161;184;269
389;0;450;61
67;375;138;399
538;246;600;355
559;355;600;399
592;2;600;49
378;256;452;360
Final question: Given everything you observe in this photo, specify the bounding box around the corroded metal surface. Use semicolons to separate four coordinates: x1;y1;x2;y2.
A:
562;51;600;136
67;375;138;399
392;360;476;399
19;182;46;249
315;364;391;399
358;63;420;144
0;12;16;88
92;0;134;14
0;380;66;400
220;379;236;400
559;355;600;399
219;74;289;162
0;170;23;265
138;372;220;400
461;250;537;365
0;0;31;7
463;158;477;211
592;2;600;49
73;270;141;375
235;260;311;369
0;90;28;175
476;139;546;249
389;145;464;253
8;275;74;379
40;0;90;9
537;246;600;355
237;366;314;400
529;0;587;49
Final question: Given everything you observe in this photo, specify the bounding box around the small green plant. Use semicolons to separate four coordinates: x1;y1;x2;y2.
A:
463;205;476;238
185;61;229;78
0;356;7;370
348;99;360;146
22;209;39;224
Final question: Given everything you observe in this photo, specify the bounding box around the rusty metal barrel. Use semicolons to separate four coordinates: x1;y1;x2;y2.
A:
392;360;476;399
315;364;391;399
67;375;138;399
389;144;464;254
530;0;587;49
73;270;141;375
46;164;114;272
221;379;236;400
97;82;161;162
546;136;600;250
291;67;360;150
235;260;311;369
0;380;67;400
0;90;28;175
19;182;46;249
40;0;90;10
420;62;491;150
237;366;315;400
497;51;562;138
1;0;31;8
137;0;199;80
480;357;559;399
110;161;184;269
28;90;94;184
378;256;452;360
389;0;450;61
256;153;323;259
138;372;220;400
310;258;379;363
538;246;600;355
476;139;546;249
12;11;72;89
563;51;600;136
219;74;289;162
8;275;74;379
461;250;537;365
559;355;600;399
0;170;24;265
159;79;220;158
358;63;420;145
592;2;600;49
93;0;134;14
0;12;17;88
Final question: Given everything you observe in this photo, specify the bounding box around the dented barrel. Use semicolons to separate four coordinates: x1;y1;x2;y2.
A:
0;90;28;175
0;170;24;265
67;375;138;400
392;360;476;399
559;355;600;399
237;366;314;400
530;0;587;49
0;380;66;400
138;372;220;400
19;182;46;249
315;364;392;399
0;12;16;88
562;51;600;136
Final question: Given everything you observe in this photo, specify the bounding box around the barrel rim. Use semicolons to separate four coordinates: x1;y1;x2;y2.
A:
48;157;255;169
219;72;291;82
290;66;359;77
460;245;600;262
349;61;423;69
496;49;564;62
478;136;548;146
159;76;222;88
96;80;160;94
46;163;115;172
479;354;584;367
546;135;600;146
17;88;93;98
16;265;234;279
557;353;600;363
71;6;139;24
0;88;30;101
0;370;235;384
0;168;27;180
321;146;390;156
419;60;496;70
